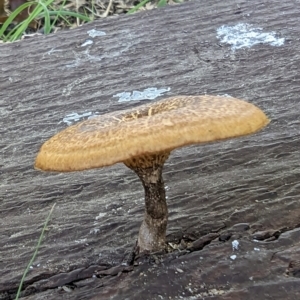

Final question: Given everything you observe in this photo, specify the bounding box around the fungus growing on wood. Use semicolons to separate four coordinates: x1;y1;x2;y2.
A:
35;95;269;253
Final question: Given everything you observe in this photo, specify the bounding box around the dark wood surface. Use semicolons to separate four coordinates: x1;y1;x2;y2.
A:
1;0;300;299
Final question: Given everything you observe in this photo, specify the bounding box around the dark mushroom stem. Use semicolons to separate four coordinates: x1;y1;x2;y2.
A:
124;151;171;253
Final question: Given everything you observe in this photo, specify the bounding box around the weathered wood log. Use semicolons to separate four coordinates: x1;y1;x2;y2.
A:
0;0;300;299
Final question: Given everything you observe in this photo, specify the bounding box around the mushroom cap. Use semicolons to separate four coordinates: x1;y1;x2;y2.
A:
35;95;269;172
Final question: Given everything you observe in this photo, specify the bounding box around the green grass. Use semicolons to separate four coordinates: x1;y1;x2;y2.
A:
0;0;90;42
0;0;185;42
15;203;56;300
127;0;169;14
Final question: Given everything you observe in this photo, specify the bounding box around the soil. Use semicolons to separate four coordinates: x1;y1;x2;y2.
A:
0;0;300;299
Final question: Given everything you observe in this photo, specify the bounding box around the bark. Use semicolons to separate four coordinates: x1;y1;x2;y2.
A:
1;0;300;298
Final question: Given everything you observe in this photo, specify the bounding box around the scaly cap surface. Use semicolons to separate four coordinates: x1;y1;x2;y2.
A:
35;95;270;172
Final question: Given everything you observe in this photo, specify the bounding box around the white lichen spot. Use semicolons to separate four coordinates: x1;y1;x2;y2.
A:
114;87;171;102
75;238;87;244
95;212;107;220
81;39;94;47
60;111;99;126
62;286;72;293
10;231;23;238
87;29;106;38
82;48;103;62
217;94;232;98
176;268;184;273
64;49;104;68
230;254;237;260
217;23;285;51
44;47;64;57
254;247;260;251
90;228;100;234
232;240;239;251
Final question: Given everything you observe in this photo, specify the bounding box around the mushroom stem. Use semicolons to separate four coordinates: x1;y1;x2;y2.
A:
124;152;170;253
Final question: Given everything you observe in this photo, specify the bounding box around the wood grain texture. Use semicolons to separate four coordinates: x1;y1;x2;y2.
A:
0;0;300;299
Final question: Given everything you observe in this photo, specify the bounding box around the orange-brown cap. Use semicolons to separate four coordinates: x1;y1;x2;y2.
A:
34;95;269;172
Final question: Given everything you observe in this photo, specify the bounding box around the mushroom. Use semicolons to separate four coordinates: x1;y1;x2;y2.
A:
35;95;269;253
